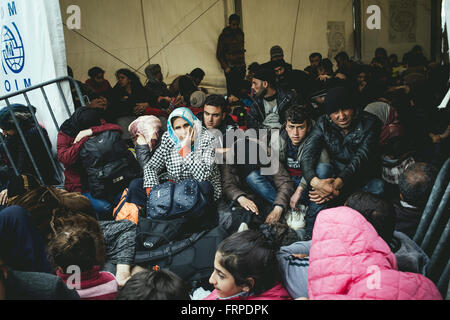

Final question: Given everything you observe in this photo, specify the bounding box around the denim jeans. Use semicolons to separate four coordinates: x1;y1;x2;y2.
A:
303;163;335;240
245;170;277;204
0;206;52;273
83;192;123;221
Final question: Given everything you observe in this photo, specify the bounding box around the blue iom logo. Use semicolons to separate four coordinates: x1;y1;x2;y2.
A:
1;22;25;75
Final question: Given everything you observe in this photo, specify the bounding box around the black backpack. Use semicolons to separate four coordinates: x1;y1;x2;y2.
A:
134;225;229;285
79;130;141;201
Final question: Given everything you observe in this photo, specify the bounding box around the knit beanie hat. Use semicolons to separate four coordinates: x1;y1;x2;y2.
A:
323;87;355;115
270;46;284;59
253;68;276;86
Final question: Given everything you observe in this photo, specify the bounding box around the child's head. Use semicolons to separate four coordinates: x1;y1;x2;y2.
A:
209;223;293;298
50;212;106;268
48;226;97;273
116;268;189;300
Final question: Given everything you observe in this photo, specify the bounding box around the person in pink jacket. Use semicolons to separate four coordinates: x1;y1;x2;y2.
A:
204;224;294;300
307;205;442;300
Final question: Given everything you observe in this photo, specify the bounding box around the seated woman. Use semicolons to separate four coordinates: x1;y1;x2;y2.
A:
144;64;171;110
108;69;167;140
143;107;222;201
0;104;58;186
204;223;293;300
57;107;123;217
85;66;112;96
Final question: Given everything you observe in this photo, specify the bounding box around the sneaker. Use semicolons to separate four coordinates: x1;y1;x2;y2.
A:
237;222;249;233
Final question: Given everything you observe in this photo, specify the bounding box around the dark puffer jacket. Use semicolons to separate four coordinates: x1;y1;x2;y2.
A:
301;111;382;187
216;26;246;70
247;87;297;130
79;130;141;201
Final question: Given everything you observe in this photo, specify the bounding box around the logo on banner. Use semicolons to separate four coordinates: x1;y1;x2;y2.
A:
1;22;25;74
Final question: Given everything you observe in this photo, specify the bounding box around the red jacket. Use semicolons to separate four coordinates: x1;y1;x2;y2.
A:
57;120;122;192
57;266;118;300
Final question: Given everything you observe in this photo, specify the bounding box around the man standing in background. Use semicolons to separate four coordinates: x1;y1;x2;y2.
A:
217;14;246;100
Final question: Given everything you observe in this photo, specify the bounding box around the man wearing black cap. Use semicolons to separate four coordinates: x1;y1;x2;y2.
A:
300;86;383;240
247;68;296;130
260;45;293;73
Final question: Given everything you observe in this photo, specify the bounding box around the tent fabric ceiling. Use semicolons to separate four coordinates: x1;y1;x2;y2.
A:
361;0;431;64
60;0;433;90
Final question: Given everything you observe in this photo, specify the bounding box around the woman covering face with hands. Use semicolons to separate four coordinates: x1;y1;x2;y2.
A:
143;107;222;201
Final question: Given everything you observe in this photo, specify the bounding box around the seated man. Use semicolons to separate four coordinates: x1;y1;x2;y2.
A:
247;69;296;130
396;162;438;238
272;59;310;104
278;106;330;211
196;94;237;150
221;138;294;231
304;53;322;80
300;86;383;240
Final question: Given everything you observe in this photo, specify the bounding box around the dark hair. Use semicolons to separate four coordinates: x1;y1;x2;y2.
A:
115;68;144;92
216;223;295;295
309;53;322;61
318;58;334;74
88;67;105;79
116;269;189;300
189;68;205;80
345;192;396;245
248;62;260;73
178;75;197;105
50;212;106;268
375;47;388;59
229;14;240;24
48;226;97;272
334;51;349;62
67;66;74;78
253;68;276;87
284;105;312;127
204;94;228;112
398;163;438;208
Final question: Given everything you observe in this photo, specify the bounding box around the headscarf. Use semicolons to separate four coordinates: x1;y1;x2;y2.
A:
167;107;202;152
190;91;206;108
0;104;37;130
128;116;162;150
59;107;102;137
365;102;390;125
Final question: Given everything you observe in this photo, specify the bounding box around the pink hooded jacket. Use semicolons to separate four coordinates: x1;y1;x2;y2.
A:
308;207;442;300
204;283;292;300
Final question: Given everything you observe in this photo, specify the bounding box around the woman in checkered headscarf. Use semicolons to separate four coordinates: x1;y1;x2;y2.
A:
143;107;222;201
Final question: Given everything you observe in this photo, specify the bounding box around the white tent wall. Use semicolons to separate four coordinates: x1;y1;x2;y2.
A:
60;0;233;91
361;0;432;64
243;0;355;70
61;0;435;92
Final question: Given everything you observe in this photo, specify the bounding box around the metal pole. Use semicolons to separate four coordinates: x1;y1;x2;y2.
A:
22;92;65;184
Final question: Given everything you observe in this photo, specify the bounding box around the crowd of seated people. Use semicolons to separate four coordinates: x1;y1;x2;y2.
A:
0;21;448;302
